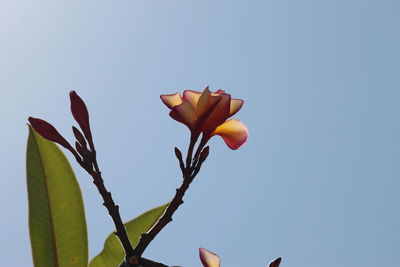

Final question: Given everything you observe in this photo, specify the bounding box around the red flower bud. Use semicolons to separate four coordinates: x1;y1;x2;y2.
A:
28;117;73;151
269;257;282;267
72;126;87;149
199;146;210;163
69;91;93;149
75;141;86;157
174;147;183;161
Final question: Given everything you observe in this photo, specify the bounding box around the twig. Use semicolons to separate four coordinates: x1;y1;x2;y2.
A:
133;165;196;257
29;95;172;267
79;150;135;265
83;150;176;267
120;257;169;267
133;136;209;259
139;257;170;267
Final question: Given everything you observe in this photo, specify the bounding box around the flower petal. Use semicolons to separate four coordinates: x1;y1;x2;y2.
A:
196;87;212;117
169;101;196;129
28;117;73;151
160;93;183;109
199;248;221;267
214;89;225;94
201;93;231;131
194;96;222;134
69;91;93;148
183;90;202;109
229;98;244;117
196;87;221;116
212;118;248;150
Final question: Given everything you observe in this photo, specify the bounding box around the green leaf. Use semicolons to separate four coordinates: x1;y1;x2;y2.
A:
89;203;169;267
26;126;88;267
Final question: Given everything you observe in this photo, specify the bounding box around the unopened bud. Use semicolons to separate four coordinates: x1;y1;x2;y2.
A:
72;126;87;149
75;141;85;157
70;90;93;148
268;257;282;267
199;146;210;163
174;147;183;161
28;117;72;151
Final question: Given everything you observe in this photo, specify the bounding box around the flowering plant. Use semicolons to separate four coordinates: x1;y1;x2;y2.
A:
26;88;280;267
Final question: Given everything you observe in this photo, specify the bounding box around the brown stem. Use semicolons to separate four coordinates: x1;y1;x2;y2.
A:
193;137;207;162
139;257;170;267
134;169;197;257
82;150;135;264
121;257;170;267
133;134;202;258
185;134;197;171
78;149;174;267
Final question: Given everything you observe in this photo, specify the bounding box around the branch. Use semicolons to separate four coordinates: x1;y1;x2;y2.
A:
120;257;169;267
139;258;170;267
133;137;209;259
79;150;135;265
133;166;196;257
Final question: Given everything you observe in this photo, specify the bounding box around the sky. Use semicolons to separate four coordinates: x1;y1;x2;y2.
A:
0;0;399;266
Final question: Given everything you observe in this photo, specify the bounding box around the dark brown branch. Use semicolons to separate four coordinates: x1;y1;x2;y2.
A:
79;150;135;265
77;149;175;267
120;257;169;267
133;136;208;259
134;166;196;257
138;257;170;267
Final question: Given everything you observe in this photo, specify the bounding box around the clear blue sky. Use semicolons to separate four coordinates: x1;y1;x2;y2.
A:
1;1;399;266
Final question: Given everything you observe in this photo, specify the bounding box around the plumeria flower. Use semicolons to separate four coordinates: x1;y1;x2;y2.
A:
161;87;248;150
199;248;221;267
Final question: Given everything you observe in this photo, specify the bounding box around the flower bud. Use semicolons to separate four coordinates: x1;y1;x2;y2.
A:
75;141;85;157
72;126;87;149
174;147;183;161
70;91;93;148
28;117;73;151
199;146;210;163
268;257;282;267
